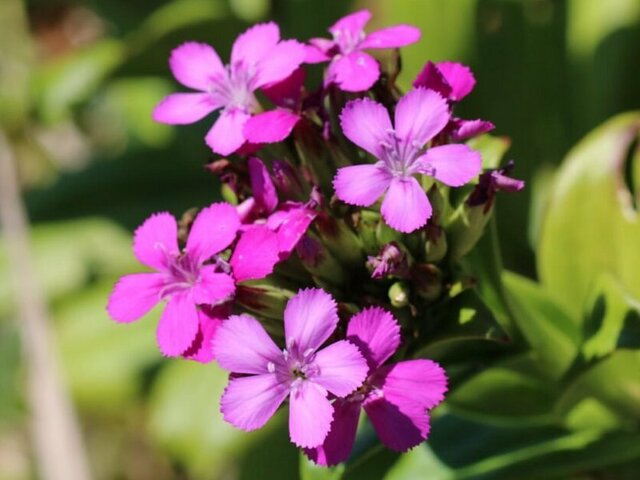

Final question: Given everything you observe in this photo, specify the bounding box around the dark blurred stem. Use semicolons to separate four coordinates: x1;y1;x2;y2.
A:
0;132;92;480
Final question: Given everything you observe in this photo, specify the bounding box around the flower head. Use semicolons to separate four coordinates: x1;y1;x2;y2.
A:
212;288;368;448
306;10;421;92
153;23;306;155
107;203;240;357
334;88;482;233
305;307;448;466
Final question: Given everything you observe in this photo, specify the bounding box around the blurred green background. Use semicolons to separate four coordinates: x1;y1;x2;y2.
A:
1;0;639;479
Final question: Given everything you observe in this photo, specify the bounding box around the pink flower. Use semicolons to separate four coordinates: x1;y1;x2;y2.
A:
413;61;494;141
107;203;240;357
305;307;448;466
306;10;421;92
333;88;482;233
153;23;306;155
212;289;369;448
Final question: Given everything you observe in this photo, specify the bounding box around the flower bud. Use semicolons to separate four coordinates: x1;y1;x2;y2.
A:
296;234;345;286
412;263;443;301
315;213;364;265
356;209;381;254
388;281;410;308
447;203;490;261
235;282;295;322
424;224;448;262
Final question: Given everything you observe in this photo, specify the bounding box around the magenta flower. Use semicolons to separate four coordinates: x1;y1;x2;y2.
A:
212;289;369;448
107;203;240;357
153;23;305;155
413;61;494;141
333;88;482;233
305;307;448;466
306;10;420;92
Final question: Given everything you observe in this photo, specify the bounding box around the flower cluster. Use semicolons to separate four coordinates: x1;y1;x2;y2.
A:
108;9;523;465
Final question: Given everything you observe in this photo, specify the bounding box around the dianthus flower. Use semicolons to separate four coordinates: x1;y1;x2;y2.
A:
153;23;305;155
306;9;420;92
212;289;368;448
334;88;482;233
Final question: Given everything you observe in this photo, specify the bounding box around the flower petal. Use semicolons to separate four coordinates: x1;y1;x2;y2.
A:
284;288;338;353
436;61;476;101
243;110;300;145
221;373;289;431
364;396;431;452
152;93;219;125
272;207;316;256
191;266;235;305
416;144;482;187
168;42;225;91
247;157;278;213
107;273;163;323
394;88;449;146
381;177;432;233
312;340;368;397
186;202;240;265
327;51;379;92
329;9;371;37
339;98;392;157
205;109;251;156
304;399;361;466
212;313;282;374
347;307;401;370
412;61;453;99
451;118;495;141
181;305;228;364
156;294;200;357
370;359;448;411
289;381;332;448
254;40;307;88
230;226;280;282
132;212;179;270
261;67;306;108
333;164;391;207
231;22;280;67
360;25;421;49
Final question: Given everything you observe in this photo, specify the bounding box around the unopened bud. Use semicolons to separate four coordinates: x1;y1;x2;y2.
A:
412;263;443;301
296;234;345;286
235;281;295;321
424;225;448;262
388;281;410;308
357;209;381;254
447;203;490;261
315;213;364;265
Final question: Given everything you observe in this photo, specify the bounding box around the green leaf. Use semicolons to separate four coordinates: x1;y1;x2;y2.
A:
582;273;640;360
447;354;558;425
300;453;345;480
538;113;640;318
467;135;512;170
502;271;580;379
383;445;455;480
555;349;640;430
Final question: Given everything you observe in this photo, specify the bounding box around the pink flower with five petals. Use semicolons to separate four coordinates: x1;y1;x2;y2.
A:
153;23;305;155
306;10;421;92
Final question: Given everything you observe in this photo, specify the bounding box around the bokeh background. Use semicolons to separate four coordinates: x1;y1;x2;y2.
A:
1;0;639;479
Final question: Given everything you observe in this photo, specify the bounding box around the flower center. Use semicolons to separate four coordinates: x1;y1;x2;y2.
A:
159;253;201;298
332;28;366;54
379;130;423;177
209;62;260;112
